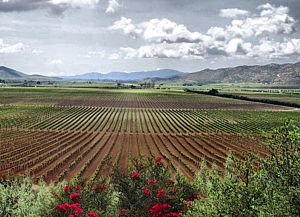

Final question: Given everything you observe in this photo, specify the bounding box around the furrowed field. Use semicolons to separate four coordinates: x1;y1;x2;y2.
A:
0;87;299;182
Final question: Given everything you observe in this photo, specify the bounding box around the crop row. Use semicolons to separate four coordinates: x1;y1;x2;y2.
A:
25;107;300;134
0;129;265;182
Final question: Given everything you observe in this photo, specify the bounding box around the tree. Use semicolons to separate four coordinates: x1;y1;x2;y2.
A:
207;89;219;95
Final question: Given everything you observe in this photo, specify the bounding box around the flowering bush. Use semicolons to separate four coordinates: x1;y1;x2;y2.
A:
109;156;201;217
53;176;115;217
48;155;202;217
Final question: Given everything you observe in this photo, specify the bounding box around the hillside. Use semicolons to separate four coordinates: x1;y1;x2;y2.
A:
161;62;300;84
0;66;60;81
0;66;27;79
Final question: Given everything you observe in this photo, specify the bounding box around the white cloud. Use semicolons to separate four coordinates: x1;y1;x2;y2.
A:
109;17;141;38
225;3;295;39
110;4;296;42
251;38;300;58
108;53;120;60
0;39;24;54
106;0;120;13
207;27;228;41
49;59;63;65
219;8;249;18
225;38;252;56
0;0;100;14
139;18;209;43
120;43;206;59
110;4;300;60
49;0;100;8
110;17;209;43
32;49;43;54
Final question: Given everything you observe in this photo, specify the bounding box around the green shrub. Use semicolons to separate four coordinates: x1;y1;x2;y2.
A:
184;121;300;216
108;157;201;217
0;177;56;217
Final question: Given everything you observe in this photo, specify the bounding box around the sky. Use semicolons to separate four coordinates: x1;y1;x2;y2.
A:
0;0;300;76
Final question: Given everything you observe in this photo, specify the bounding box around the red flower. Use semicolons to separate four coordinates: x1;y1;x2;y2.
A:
167;180;175;185
169;212;181;217
155;156;164;163
142;188;150;196
99;184;107;190
131;171;139;179
69;203;81;210
69;215;75;217
150;203;161;215
75;207;83;216
70;204;83;216
53;193;58;197
121;208;126;216
76;185;81;190
94;184;108;191
70;193;80;202
157;189;165;197
148;179;158;185
57;203;69;212
88;212;98;217
63;186;72;193
186;200;193;204
57;203;83;216
150;203;171;216
162;203;170;210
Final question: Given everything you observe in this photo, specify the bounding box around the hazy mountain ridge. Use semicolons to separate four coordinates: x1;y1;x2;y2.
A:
63;69;185;81
0;66;60;81
1;62;300;84
162;62;300;84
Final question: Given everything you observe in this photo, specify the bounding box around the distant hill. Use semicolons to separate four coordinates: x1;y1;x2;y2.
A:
63;69;185;81
0;66;27;78
0;66;60;81
159;62;300;84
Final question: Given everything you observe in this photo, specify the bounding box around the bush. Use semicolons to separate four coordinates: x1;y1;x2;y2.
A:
184;121;300;216
52;176;116;217
207;89;219;95
49;156;203;217
108;156;201;217
0;177;56;217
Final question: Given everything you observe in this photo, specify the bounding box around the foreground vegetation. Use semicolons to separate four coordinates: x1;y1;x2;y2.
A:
1;122;299;217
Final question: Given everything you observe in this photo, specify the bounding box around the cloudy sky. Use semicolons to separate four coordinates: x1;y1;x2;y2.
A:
1;0;300;76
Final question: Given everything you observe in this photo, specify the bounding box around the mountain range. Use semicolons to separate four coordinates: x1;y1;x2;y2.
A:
1;61;300;84
159;62;300;84
62;69;184;81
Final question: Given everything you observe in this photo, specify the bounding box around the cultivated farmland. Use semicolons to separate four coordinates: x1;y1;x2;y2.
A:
0;88;299;182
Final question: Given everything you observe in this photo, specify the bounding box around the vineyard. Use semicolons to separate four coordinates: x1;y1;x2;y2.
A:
0;87;293;109
0;88;299;182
